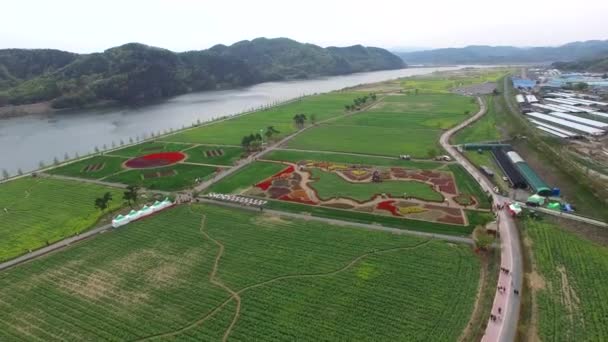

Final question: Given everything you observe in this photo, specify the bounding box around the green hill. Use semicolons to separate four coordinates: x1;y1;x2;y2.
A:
552;56;608;73
396;40;608;65
0;38;405;109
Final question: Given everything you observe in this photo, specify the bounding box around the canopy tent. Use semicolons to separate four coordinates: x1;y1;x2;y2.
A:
547;202;561;211
526;194;545;206
508;203;523;216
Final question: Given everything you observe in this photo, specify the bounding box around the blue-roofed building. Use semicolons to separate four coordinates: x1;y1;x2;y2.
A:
512;78;536;89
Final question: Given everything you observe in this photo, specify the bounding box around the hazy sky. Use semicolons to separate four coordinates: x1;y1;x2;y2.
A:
2;0;607;52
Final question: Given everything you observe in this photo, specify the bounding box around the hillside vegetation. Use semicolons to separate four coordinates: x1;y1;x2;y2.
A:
552;56;608;73
0;38;404;109
397;40;608;64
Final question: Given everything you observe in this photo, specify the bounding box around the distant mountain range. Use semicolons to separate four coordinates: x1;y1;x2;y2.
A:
395;40;608;65
552;57;608;73
0;38;404;109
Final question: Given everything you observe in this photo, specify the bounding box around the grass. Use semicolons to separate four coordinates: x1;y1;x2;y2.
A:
109;141;195;157
309;168;443;202
47;155;128;180
265;199;493;236
264;149;443;169
448;164;491;209
453;96;502;144
0;177;123;262
0;204;481;340
287;94;477;157
181;145;244;166
205;161;286;194
521;218;608;341
160;92;361;145
104;163;218;191
400;69;511;94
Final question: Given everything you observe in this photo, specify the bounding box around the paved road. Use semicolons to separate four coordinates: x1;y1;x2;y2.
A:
197;198;474;245
0;223;113;271
270;147;454;164
439;96;522;342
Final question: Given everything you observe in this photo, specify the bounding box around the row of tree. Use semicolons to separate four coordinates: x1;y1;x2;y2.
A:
240;126;281;152
344;93;377;111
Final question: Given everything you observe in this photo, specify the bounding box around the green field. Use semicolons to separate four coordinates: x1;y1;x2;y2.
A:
47;155;128;180
104;163;218;191
287;94;477;157
161;92;361;145
265;149;442;169
400;69;510;94
453;96;502;144
181;145;244;166
0;177;123;262
109;141;195;157
463;150;510;192
522;218;608;341
310;168;443;202
206;161;286;194
0;204;480;340
448;164;491;208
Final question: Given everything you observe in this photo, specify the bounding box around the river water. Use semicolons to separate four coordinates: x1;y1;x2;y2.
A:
0;66;477;174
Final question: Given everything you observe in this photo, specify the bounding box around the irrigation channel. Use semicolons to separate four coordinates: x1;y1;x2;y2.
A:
0;65;494;175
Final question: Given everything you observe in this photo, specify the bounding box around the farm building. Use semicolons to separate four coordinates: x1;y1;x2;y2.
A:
491;148;527;189
525;95;538;103
524;112;605;136
512;78;536;89
506;151;552;196
547;112;608;129
527;119;580;138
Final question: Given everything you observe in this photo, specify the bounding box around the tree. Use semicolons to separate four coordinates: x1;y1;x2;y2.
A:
344;104;350;111
492;88;500;96
574;82;589;91
123;185;139;207
53;157;59;165
427;148;438;158
17;168;23;175
64;152;70;161
94;146;100;153
414;88;419;95
2;169;9;179
293;114;307;129
370;93;377;101
474;226;494;251
264;126;280;139
310;114;317;125
94;192;113;212
39;161;45;168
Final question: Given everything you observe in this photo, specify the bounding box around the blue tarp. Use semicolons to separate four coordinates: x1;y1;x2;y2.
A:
512;78;536;88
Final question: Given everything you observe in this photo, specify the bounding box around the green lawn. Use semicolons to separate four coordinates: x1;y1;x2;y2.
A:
400;69;510;94
206;161;286;194
161;92;361;145
109;141;195;157
47;155;128;180
0;204;481;340
453;96;501;144
310;168;443;202
287;94;477;157
0;177;123;262
264;149;442;169
104;163;218;191
448;164;492;209
182;145;244;166
522;218;608;341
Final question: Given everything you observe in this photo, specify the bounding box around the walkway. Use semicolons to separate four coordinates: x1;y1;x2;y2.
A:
0;223;113;271
439;96;522;342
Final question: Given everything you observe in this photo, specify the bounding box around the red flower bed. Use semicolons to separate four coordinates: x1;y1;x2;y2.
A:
125;152;186;169
376;200;401;216
279;194;317;205
439;182;457;195
255;165;295;190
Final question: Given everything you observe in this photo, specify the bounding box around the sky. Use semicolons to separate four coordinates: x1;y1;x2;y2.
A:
1;0;608;53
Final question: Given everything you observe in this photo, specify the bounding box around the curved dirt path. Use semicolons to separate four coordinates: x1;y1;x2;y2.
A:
439;96;522;342
136;209;432;340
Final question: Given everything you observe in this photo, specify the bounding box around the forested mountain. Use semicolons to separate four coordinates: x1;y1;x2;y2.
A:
396;40;608;65
552;56;608;73
0;38;405;109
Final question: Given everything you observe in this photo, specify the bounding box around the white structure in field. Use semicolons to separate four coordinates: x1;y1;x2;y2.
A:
112;198;173;228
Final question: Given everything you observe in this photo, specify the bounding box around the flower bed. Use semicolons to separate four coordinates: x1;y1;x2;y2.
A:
125;152;186;169
255;165;295;190
376;200;400;216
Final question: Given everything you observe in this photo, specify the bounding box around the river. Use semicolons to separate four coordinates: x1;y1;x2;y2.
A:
0;66;480;174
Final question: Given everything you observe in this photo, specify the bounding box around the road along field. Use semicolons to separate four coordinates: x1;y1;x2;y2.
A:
286;94;478;157
0;204;481;341
0;177;123;262
521;218;608;341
